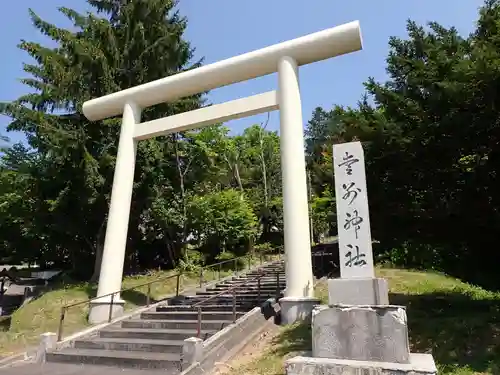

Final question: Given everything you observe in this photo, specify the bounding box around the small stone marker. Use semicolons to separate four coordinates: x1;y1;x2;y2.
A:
333;141;374;279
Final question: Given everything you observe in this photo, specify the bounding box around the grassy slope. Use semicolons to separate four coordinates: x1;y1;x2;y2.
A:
236;267;500;375
0;263;260;356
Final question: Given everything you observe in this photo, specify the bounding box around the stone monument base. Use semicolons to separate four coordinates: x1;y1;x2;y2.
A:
312;304;410;363
280;296;321;325
328;277;389;305
284;353;437;375
89;298;125;324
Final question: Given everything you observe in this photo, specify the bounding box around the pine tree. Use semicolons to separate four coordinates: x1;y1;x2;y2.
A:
306;2;500;288
0;0;204;279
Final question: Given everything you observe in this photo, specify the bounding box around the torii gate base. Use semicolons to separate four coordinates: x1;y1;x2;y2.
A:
82;21;363;325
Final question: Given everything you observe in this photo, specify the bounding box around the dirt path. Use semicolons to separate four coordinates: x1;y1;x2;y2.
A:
212;321;281;375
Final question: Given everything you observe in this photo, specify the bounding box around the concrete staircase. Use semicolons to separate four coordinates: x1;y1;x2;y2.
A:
0;277;46;316
45;261;285;372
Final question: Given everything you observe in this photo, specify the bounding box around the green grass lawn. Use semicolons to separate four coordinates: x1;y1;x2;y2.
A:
235;267;500;375
0;255;278;357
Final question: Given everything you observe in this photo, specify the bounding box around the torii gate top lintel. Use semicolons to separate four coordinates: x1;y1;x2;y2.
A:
82;20;362;122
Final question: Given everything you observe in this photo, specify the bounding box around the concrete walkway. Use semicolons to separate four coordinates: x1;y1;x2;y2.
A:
0;362;165;374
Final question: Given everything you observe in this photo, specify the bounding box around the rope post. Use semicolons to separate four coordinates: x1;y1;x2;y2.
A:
320;249;325;276
257;276;261;304
276;272;280;301
23;287;29;303
197;306;202;338
176;274;180;296
232;290;237;322
57;307;66;342
108;293;115;323
146;284;151;306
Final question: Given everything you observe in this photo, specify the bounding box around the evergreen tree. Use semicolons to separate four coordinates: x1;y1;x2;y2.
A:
0;0;203;279
305;1;500;288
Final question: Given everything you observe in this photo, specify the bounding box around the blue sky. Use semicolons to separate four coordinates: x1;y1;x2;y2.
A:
0;0;484;144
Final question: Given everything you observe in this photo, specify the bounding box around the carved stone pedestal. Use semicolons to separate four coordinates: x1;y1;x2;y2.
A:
284;278;437;375
285;303;437;375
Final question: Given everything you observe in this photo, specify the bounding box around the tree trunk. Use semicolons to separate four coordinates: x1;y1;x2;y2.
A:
224;154;244;194
234;163;244;193
173;133;194;259
90;242;104;282
90;220;106;282
259;129;269;207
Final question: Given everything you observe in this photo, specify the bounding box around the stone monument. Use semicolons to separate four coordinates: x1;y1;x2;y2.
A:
284;141;437;375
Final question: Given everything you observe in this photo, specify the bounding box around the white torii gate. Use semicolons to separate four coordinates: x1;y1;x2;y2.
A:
83;21;363;324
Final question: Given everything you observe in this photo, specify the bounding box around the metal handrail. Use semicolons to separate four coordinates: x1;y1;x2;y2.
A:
57;272;182;341
56;252;278;341
196;254;253;288
191;268;282;338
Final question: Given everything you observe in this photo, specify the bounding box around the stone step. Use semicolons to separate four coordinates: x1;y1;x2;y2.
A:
201;285;280;291
215;285;283;291
232;275;284;280
15;278;46;286
229;275;284;280
245;271;284;275
246;270;285;278
203;288;283;297
156;305;250;313
194;296;276;302
213;280;284;285
206;284;281;290
249;271;284;274
141;310;245;321
100;327;216;341
246;268;284;271
122;319;232;331
213;286;284;292
168;297;256;308
0;303;20;312
182;298;260;306
180;302;257;309
74;337;184;353
194;294;275;302
218;280;285;287
46;348;182;370
197;290;278;296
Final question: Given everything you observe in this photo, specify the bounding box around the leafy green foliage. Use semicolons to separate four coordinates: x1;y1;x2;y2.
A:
176;248;204;273
311;188;335;243
186;189;259;260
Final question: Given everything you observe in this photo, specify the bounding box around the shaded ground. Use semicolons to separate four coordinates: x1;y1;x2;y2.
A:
228;268;500;375
0;362;166;375
213;322;282;375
